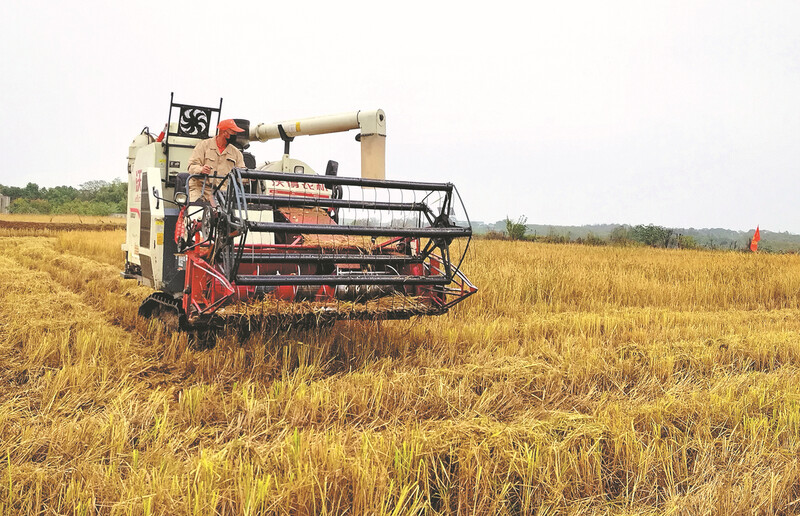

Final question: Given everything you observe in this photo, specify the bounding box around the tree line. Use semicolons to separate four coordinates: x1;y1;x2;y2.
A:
494;220;700;248
488;218;789;251
0;180;127;216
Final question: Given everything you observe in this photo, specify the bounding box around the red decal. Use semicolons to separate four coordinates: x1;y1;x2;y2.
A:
267;189;332;198
134;170;143;202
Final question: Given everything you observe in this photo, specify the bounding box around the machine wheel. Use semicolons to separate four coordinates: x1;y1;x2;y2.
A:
138;292;186;332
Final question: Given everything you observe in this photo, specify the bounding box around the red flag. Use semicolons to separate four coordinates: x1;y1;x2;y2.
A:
750;226;761;252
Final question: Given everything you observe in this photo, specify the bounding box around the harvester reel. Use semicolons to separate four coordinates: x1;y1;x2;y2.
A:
328;184;343;223
206;205;247;282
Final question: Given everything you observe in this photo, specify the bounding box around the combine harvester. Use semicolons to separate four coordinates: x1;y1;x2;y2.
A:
122;95;476;331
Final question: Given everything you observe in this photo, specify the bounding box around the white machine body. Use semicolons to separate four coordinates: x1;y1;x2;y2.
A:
123;104;386;290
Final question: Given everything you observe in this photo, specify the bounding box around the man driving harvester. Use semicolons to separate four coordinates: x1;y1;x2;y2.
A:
187;119;246;203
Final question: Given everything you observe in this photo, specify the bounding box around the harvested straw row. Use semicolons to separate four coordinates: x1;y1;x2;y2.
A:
218;293;433;318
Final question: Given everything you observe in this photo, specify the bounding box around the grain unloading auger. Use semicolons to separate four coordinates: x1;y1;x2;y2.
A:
123;95;476;331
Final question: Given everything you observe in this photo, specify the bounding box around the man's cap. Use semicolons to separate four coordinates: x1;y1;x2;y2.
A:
218;119;245;133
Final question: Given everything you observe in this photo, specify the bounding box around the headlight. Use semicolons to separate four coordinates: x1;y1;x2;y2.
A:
174;192;188;205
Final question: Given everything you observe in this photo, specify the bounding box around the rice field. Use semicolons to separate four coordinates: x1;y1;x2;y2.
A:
2;224;800;514
0;214;125;236
0;214;125;225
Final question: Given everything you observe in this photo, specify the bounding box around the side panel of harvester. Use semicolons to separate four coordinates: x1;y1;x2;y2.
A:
122;141;183;290
125;164;166;287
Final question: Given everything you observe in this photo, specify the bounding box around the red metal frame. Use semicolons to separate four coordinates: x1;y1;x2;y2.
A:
183;247;235;322
181;235;476;324
177;172;476;324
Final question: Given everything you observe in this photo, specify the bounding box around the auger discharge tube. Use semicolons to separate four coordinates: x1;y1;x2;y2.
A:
248;110;387;179
249;110;385;141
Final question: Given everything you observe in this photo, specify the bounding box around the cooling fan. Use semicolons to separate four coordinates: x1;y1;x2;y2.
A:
178;108;211;137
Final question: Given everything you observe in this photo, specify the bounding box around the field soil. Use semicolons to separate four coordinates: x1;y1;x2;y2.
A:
0;220;125;231
0;215;126;235
2;224;800;514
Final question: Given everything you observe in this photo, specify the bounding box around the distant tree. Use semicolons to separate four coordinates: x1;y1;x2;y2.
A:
0;185;24;199
542;229;569;244
677;234;699;249
10;198;51;214
92;180;126;205
1;178;126;215
505;215;528;240
583;232;605;246
44;185;79;204
484;230;507;240
1;182;43;200
609;225;633;246
631;224;673;248
23;182;41;199
79;180;110;193
54;200;117;216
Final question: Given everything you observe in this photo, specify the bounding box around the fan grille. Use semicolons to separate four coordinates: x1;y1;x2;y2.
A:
178;107;211;138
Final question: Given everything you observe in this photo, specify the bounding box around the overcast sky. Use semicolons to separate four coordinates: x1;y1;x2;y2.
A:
1;1;798;232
